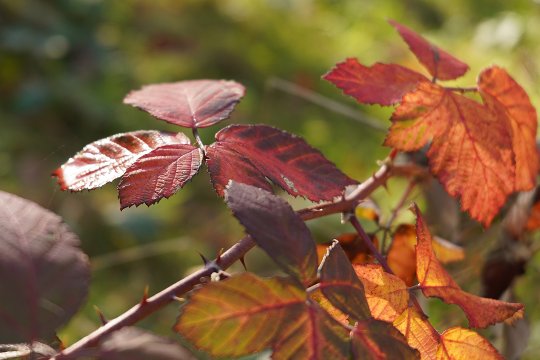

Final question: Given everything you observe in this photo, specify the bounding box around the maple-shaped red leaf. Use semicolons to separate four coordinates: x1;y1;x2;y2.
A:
318;241;372;321
351;319;419;359
225;182;318;287
123;80;245;128
385;81;514;226
393;307;439;360
354;264;409;323
118;144;203;209
208;124;357;201
53;131;190;191
388;20;469;81
323;59;428;106
175;273;350;359
478;66;538;191
413;204;524;328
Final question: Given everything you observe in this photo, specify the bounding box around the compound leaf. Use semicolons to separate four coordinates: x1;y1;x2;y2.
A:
413;205;524;328
123;80;245;128
318;241;372;321
0;191;89;343
54;131;190;191
388;20;469;81
386;82;514;226
225;182;318;287
208;124;357;201
354;264;409;323
324;59;428;106
118;144;203;209
478;66;538;191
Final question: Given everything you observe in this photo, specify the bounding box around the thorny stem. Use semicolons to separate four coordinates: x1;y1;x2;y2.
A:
349;216;395;275
53;159;396;359
380;180;417;254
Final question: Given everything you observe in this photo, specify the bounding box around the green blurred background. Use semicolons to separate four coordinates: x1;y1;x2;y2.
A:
1;0;540;358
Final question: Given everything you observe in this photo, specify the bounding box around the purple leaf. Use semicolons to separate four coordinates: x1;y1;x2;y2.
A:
0;191;89;343
225;182;318;287
118;144;203;209
123;80;245;128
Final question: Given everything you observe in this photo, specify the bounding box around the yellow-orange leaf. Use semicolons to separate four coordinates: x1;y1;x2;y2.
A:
316;233;377;265
354;264;409;322
413;205;524;328
478;66;538;192
437;327;503;360
393;307;439;360
310;288;350;325
386;82;514;227
387;224;464;286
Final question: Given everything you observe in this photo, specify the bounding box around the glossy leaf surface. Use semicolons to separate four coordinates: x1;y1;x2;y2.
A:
209;125;357;201
388;20;469;80
324;60;427;106
123;80;245;128
413;205;524;328
386;82;514;226
318;241;371;321
54;131;190;191
354;264;409;322
225;182;318;286
118;144;203;209
0;191;89;343
478;66;538;191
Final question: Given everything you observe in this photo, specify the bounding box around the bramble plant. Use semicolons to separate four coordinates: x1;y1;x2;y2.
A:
0;20;538;359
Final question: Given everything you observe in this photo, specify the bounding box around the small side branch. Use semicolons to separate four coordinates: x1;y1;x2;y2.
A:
349;216;394;275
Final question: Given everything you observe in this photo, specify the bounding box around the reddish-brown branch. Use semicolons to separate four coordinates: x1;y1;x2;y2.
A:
53;160;395;359
349;216;394;274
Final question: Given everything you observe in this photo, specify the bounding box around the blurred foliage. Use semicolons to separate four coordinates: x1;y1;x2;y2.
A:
1;0;540;358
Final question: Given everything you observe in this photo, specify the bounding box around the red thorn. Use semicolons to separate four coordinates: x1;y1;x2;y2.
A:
93;305;108;325
140;285;149;306
216;248;224;264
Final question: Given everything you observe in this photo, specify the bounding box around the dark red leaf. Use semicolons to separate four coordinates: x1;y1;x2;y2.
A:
123;80;245;128
389;20;469;81
53;131;190;191
225;182;318;287
210;124;357;201
118;144;203;209
323;59;428;106
206;142;273;196
318;241;372;321
0;191;89;343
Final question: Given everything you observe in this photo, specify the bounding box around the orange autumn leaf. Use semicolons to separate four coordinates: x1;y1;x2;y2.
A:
388;20;469;81
354;264;409;322
413;204;524;328
478;66;538;192
316;233;377;265
437;327;503;360
526;196;540;231
309;288;350;326
386;81;514;227
393;307;439;360
387;224;464;286
356;198;381;223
